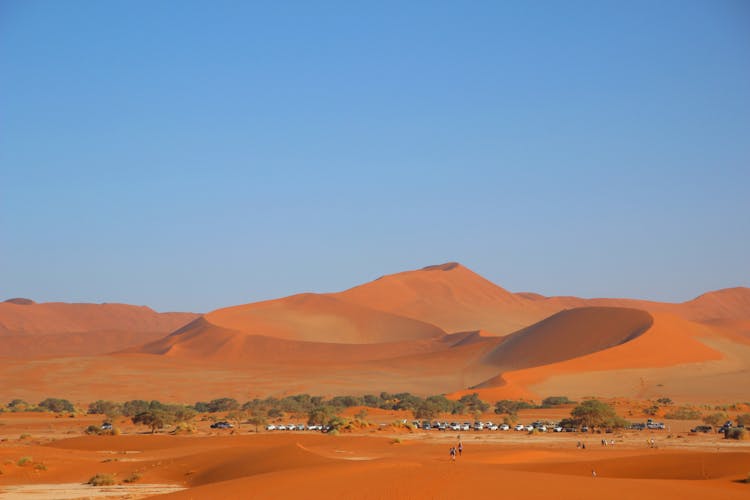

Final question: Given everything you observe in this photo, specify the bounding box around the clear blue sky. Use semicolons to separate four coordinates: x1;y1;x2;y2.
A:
1;0;748;312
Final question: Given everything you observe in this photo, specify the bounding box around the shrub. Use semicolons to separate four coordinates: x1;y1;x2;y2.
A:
87;473;116;486
725;428;748;440
458;393;490;413
193;398;239;413
122;400;150;417
571;400;618;428
123;472;141;483
308;405;338;426
703;412;729;426
494;400;536;415
664;407;702;420
34;463;47;471
414;401;442;420
656;397;673;406
19;433;31;440
17;456;32;466
7;399;30;412
132;410;174;433
172;422;196;434
84;425;102;435
38;398;74;413
88;400;122;418
736;414;750;427
541;396;575;407
643;405;660;416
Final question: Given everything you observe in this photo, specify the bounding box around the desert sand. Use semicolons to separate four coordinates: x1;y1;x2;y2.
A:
0;413;748;500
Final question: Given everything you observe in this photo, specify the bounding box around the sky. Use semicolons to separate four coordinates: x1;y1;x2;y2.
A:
1;0;749;312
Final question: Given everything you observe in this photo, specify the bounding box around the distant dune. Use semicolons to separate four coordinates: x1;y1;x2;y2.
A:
0;301;198;357
334;262;553;335
204;293;444;344
1;264;748;403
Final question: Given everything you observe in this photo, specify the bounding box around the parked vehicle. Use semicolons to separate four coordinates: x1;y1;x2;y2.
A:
101;423;113;431
514;424;525;431
499;424;510;431
210;421;233;429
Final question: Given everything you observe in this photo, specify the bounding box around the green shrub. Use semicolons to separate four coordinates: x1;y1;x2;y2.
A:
703;412;729;426
570;400;625;428
541;396;575;407
725;428;747;440
17;456;32;466
34;463;47;471
38;398;74;413
87;473;116;486
736;414;750;427
494;400;536;415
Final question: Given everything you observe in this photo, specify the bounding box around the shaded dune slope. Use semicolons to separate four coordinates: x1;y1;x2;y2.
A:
480;307;654;371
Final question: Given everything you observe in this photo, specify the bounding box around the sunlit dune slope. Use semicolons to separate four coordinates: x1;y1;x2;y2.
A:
135;316;449;363
532;287;750;323
680;287;750;322
202;293;444;344
335;262;552;335
0;301;198;357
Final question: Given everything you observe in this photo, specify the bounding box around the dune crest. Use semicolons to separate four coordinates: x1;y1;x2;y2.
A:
334;262;551;334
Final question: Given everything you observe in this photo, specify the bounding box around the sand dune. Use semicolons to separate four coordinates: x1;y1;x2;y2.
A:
471;312;727;400
480;307;654;371
335;262;553;335
531;287;750;324
204;293;444;344
0;301;197;357
136;317;450;364
1;263;748;404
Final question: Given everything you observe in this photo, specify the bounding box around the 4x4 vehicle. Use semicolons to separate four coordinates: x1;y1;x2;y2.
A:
210;421;233;429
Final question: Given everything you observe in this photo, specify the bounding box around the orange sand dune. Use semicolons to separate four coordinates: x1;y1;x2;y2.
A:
0;300;197;357
135;317;451;363
535;287;750;324
334;262;553;335
472;312;726;401
480;307;654;371
204;293;444;344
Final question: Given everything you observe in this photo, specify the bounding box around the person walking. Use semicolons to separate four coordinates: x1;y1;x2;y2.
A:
450;446;456;462
458;441;463;457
